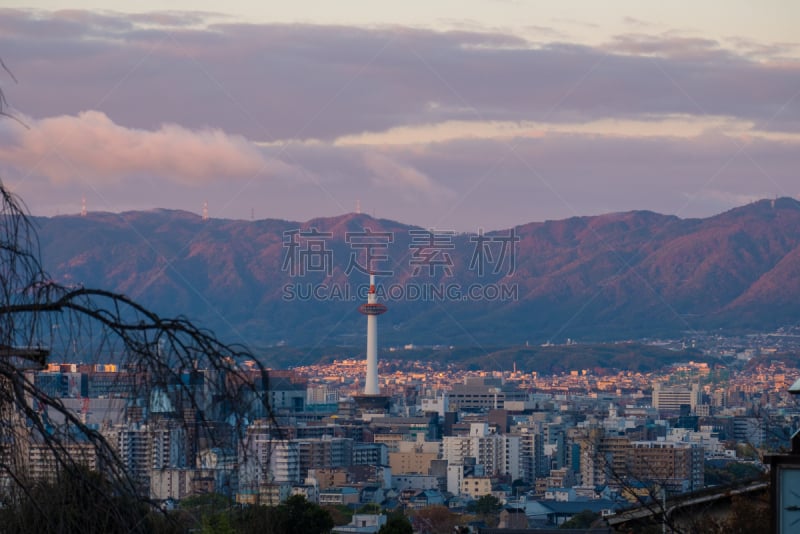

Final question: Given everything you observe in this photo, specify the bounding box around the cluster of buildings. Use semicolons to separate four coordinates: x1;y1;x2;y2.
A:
1;352;794;528
2;286;797;530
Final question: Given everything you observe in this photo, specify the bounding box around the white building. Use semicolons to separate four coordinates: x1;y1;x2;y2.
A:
442;423;523;493
149;468;216;501
652;383;701;413
420;394;449;416
239;433;300;493
333;513;387;534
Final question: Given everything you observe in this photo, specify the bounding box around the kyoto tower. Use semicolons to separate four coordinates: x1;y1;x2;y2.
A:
358;273;387;396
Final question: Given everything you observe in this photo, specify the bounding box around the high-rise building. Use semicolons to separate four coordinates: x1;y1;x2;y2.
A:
512;427;546;483
577;428;631;488
442;423;523;484
628;441;704;494
27;442;97;483
239;426;300;495
295;437;353;479
448;377;528;412
108;424;152;490
652;383;701;413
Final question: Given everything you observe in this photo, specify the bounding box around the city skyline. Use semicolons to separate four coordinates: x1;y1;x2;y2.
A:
2;4;797;528
0;3;798;230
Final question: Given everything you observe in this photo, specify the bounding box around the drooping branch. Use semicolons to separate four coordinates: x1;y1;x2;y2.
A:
0;68;279;531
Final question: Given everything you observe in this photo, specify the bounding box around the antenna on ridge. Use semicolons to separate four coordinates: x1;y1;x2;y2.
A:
80;196;87;217
356;199;361;214
202;201;209;221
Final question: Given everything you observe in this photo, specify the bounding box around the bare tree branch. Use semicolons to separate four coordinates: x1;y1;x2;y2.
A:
0;64;279;531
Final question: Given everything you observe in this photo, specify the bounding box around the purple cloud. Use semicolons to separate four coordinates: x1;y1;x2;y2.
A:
0;8;798;230
1;9;798;142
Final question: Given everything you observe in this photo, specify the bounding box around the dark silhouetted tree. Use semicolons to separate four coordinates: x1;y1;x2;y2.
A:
466;494;502;526
412;505;461;533
0;67;274;532
559;509;599;529
378;513;413;534
234;495;333;534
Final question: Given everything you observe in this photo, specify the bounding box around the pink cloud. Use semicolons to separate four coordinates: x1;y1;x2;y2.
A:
605;33;728;62
0;110;292;185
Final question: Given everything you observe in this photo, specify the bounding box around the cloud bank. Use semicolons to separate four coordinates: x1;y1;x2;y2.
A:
0;111;274;184
0;8;798;229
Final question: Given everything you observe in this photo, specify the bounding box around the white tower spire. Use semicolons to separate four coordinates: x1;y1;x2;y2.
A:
359;273;387;395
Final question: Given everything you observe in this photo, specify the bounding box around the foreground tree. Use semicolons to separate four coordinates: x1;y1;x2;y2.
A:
687;493;770;534
0;76;274;531
378;513;413;534
0;466;159;533
233;495;334;534
411;505;461;533
559;509;600;529
466;494;502;526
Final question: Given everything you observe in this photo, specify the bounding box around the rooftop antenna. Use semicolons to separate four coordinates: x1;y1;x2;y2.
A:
80;196;87;217
202;200;208;221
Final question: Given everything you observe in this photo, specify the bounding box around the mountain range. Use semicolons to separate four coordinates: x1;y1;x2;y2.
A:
33;197;800;350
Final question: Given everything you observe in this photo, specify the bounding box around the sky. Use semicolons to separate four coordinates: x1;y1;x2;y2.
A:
1;2;798;231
